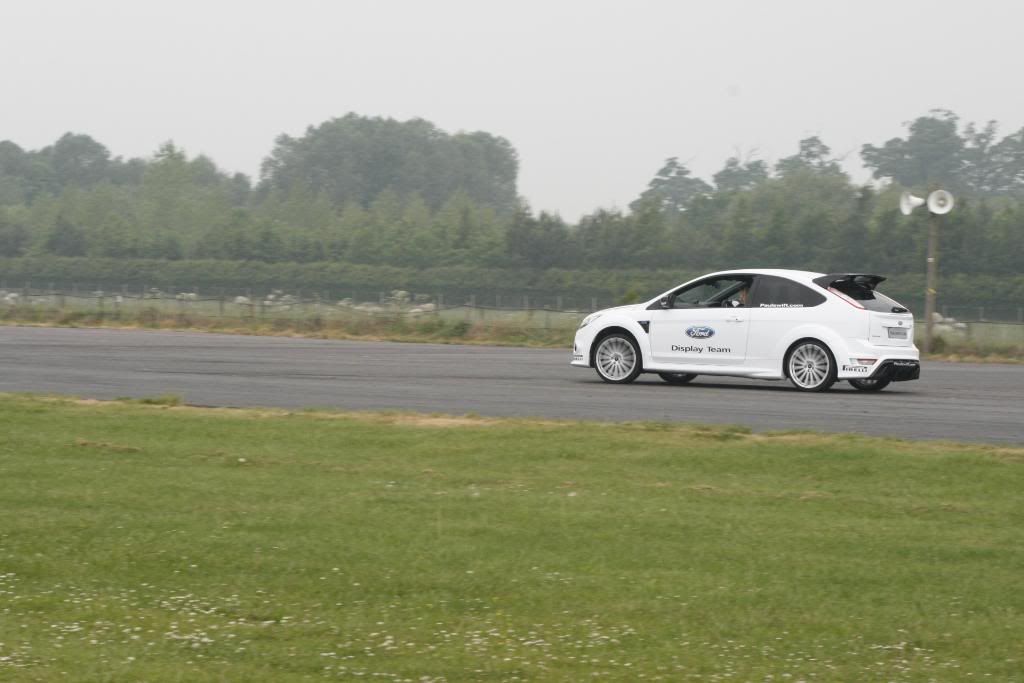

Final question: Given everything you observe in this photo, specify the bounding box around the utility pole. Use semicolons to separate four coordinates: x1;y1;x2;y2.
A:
899;190;954;355
922;213;939;354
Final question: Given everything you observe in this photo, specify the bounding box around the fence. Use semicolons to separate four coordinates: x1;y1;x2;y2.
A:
1;285;1022;341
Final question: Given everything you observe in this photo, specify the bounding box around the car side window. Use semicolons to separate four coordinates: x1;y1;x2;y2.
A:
671;277;752;308
750;275;826;308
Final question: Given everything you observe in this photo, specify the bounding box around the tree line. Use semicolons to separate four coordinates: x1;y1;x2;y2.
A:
1;110;1023;284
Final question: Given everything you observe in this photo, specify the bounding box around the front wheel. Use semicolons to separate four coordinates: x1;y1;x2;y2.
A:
849;378;890;392
786;340;837;392
594;333;642;384
658;372;697;385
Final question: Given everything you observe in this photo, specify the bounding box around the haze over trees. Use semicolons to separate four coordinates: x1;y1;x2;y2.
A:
1;111;1023;298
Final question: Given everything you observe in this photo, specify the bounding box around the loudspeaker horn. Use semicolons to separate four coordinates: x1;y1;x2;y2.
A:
899;191;926;215
927;190;955;215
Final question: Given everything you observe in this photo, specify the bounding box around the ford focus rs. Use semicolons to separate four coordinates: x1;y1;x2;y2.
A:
571;269;920;392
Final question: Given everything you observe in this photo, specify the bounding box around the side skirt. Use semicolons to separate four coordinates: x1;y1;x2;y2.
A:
643;363;785;380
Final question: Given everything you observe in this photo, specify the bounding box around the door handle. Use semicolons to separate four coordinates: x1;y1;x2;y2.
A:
726;316;744;323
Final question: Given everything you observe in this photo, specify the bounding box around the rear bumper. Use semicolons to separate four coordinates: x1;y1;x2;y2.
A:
835;338;919;381
869;359;921;382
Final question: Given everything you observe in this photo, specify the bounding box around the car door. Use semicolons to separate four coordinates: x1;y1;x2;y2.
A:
648;276;752;366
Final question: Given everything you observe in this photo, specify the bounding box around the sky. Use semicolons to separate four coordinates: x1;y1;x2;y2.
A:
3;0;1023;219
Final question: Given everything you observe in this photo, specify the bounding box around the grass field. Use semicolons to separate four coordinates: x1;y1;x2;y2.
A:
1;305;573;348
2;395;1023;681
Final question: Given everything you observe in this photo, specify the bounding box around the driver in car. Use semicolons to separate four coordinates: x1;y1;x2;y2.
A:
736;284;749;306
722;283;749;307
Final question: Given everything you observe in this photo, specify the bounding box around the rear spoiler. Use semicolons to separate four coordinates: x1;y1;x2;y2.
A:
812;273;886;291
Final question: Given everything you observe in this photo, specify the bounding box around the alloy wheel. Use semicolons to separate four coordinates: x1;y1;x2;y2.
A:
595;336;638;382
788;342;831;390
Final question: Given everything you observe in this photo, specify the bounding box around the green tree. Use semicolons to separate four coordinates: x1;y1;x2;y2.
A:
259;114;519;212
960;122;1024;195
0;209;29;256
195;210;255;261
575;209;633;268
42;133;112;190
775;137;844;178
861;110;965;189
0;140;52;204
45;216;88;256
505;204;572;268
713;157;769;192
631;158;712;213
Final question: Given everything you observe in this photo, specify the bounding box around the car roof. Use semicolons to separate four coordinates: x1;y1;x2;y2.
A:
700;268;826;285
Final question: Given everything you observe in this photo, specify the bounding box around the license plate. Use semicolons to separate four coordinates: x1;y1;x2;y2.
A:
887;327;908;339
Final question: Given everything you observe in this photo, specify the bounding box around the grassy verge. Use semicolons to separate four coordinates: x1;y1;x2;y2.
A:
2;394;1023;681
0;306;570;347
3;305;1023;361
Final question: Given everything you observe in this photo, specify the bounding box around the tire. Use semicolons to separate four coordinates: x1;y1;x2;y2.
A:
593;333;643;384
849;378;891;392
658;372;697;385
786;340;837;392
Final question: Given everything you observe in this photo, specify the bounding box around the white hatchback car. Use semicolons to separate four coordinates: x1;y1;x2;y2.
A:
571;269;920;392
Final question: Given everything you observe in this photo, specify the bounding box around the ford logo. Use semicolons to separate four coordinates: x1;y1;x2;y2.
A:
686;326;715;339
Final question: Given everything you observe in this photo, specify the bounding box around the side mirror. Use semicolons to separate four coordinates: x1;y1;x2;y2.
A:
730;299;742;308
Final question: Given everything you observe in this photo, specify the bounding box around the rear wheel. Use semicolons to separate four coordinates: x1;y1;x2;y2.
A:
849;378;891;392
594;333;642;384
786;340;837;392
658;372;697;385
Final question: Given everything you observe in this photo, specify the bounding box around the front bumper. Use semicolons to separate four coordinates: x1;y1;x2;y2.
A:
571;343;586;365
570;326;598;367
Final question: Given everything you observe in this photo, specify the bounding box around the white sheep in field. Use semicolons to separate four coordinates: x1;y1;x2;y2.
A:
234;296;251;305
408;303;437;315
386;290;412;307
264;293;298;310
2;292;20;305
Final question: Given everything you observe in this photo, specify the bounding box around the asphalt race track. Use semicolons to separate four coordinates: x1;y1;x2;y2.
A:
1;327;1021;444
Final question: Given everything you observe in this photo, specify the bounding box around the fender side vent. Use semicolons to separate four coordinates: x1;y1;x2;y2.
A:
638;321;650;334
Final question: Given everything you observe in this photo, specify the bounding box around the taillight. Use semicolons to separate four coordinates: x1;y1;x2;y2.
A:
829;287;865;309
